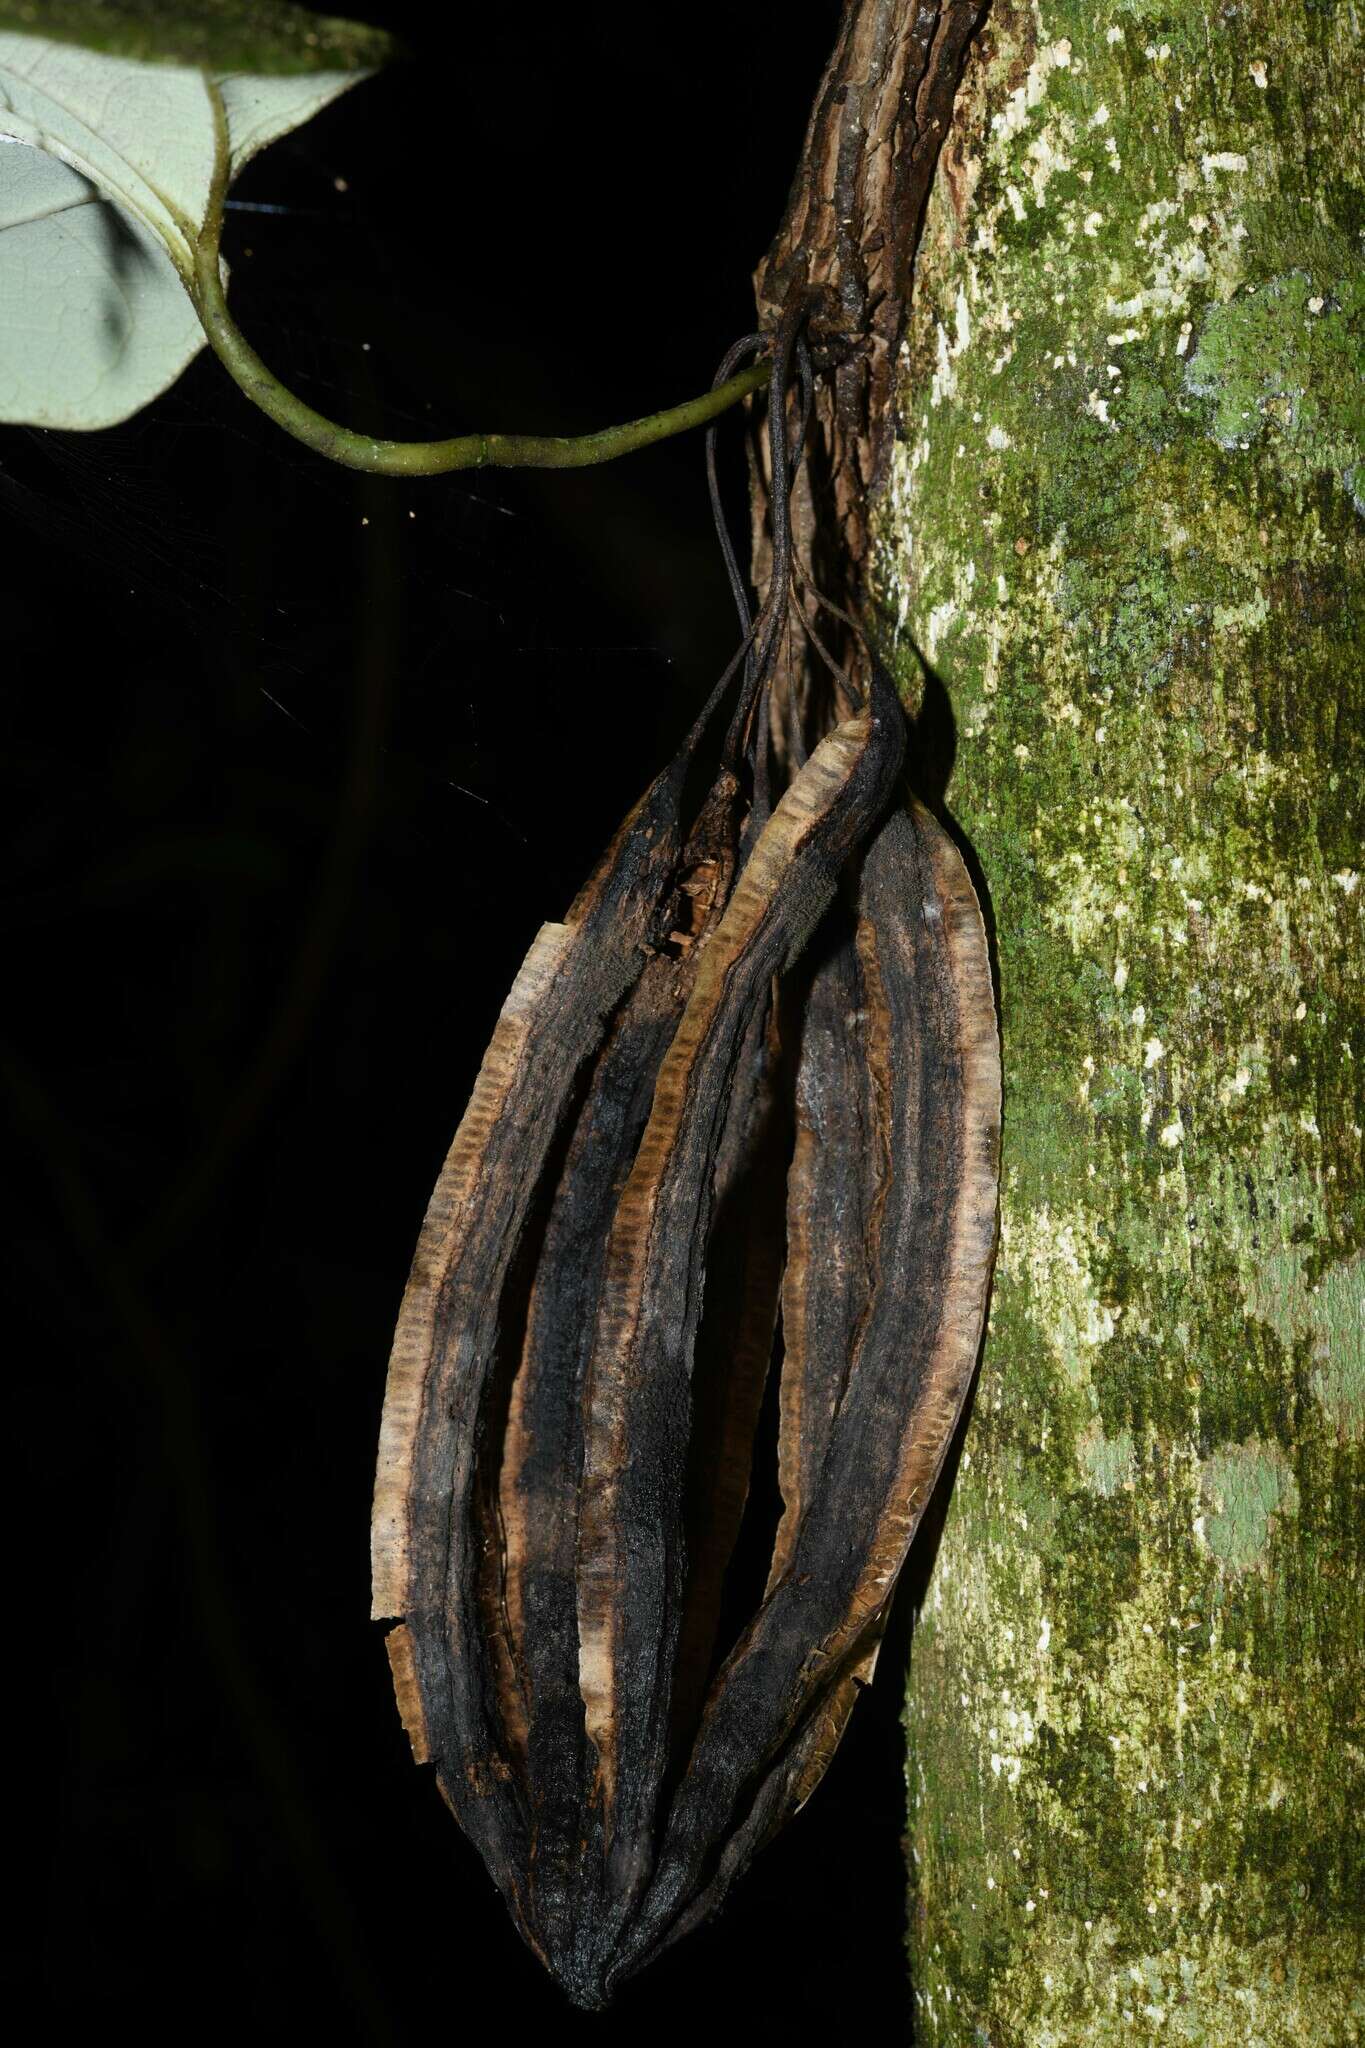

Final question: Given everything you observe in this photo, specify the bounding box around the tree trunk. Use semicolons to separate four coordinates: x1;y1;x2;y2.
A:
882;2;1365;2039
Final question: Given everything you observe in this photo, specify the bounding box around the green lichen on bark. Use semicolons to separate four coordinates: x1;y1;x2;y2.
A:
881;3;1365;2041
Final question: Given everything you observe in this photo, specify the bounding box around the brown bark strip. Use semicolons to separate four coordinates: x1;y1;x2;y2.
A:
756;0;984;590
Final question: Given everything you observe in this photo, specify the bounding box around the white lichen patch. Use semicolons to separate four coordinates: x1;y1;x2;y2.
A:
1096;173;1256;344
1001;1199;1117;1389
1216;1048;1260;1107
1024;113;1078;207
990;35;1073;144
1201;150;1251;178
919;552;981;664
954;283;972;355
1042;794;1149;955
924;596;960;659
1105;229;1212;330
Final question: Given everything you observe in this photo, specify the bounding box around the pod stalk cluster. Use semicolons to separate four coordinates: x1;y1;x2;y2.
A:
370;311;1001;2004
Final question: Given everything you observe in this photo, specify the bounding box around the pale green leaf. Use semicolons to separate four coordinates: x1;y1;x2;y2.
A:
0;3;390;428
0;131;205;428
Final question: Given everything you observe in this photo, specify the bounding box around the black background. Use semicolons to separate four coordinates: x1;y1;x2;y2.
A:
4;5;937;2039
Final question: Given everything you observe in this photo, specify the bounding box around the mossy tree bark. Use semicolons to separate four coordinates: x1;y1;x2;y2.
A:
880;3;1365;2040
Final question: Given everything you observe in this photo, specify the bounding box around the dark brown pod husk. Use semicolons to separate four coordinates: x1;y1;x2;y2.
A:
370;326;1001;2007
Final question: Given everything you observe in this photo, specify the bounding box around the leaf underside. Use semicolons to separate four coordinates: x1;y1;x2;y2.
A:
0;5;387;427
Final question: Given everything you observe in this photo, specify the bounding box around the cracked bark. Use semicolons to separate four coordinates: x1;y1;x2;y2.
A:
754;0;984;655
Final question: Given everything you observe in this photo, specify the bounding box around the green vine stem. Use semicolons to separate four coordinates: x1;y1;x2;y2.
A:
187;80;769;477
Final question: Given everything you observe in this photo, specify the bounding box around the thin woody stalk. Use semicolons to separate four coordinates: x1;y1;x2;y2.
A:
755;1;986;625
187;79;768;476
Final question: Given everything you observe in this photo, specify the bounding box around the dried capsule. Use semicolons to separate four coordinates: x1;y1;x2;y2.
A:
370;322;1001;2005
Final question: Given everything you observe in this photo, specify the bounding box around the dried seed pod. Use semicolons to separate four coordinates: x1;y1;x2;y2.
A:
370;326;1000;2006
